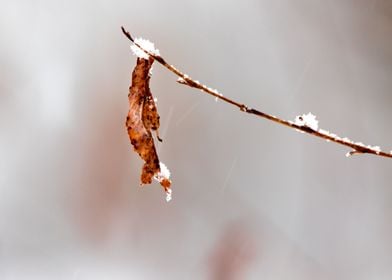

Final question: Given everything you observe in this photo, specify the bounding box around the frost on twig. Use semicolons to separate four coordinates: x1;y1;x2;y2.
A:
290;114;387;157
294;112;319;131
121;26;392;185
130;37;160;59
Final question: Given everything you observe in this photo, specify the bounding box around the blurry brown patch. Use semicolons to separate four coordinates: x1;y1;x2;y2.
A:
209;224;257;280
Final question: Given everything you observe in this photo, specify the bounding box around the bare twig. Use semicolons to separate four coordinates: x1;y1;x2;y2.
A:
121;26;392;159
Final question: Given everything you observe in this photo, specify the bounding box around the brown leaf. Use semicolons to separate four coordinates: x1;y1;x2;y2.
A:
126;57;171;196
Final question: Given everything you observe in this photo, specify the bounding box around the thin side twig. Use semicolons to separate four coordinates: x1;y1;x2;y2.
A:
121;26;392;159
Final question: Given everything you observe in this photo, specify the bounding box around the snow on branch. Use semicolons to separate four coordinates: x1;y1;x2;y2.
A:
121;26;392;167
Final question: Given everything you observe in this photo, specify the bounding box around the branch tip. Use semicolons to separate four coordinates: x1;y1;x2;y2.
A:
121;26;134;42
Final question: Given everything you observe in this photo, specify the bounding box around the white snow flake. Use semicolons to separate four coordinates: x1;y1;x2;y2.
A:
370;145;381;154
153;162;172;202
294;112;319;130
165;188;172;202
158;162;171;179
131;38;160;59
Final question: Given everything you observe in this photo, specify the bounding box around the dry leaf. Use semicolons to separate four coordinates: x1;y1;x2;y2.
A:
126;57;171;197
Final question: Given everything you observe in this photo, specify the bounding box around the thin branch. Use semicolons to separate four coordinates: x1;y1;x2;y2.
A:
121;26;392;159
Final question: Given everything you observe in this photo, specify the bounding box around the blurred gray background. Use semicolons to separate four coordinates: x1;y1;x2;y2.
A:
1;0;392;279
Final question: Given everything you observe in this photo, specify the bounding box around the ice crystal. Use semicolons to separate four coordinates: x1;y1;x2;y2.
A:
370;146;381;153
165;188;172;202
131;38;160;59
154;162;172;202
294;112;319;130
157;162;171;179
